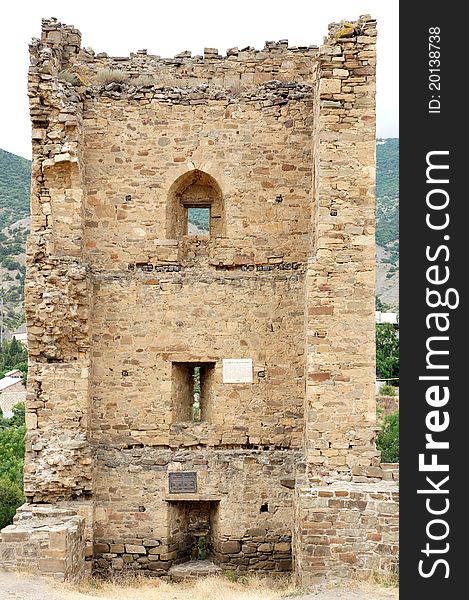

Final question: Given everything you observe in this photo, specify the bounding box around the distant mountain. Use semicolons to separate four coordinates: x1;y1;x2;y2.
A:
0;150;30;331
377;138;398;200
0;149;31;229
375;138;399;309
0;140;399;332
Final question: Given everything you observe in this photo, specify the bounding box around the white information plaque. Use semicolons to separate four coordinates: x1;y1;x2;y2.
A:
222;359;253;383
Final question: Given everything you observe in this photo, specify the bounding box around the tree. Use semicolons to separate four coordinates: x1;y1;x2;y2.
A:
0;338;28;379
0;408;26;485
0;477;24;530
7;402;25;429
0;402;25;528
377;410;399;463
375;296;391;312
376;323;399;382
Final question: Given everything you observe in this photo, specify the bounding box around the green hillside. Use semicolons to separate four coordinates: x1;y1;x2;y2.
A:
375;138;399;308
0;150;30;331
376;138;399;250
376;138;398;200
0;149;31;229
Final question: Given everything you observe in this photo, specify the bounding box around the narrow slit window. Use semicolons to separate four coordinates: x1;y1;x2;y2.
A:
187;207;210;236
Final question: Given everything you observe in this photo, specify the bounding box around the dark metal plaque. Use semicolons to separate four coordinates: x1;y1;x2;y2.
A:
168;471;197;493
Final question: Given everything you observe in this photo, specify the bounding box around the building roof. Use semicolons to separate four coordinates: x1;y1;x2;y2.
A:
3;369;22;378
0;376;24;392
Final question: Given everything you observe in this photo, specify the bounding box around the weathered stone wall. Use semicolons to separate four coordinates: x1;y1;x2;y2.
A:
380;463;399;482
92;449;301;575
304;16;379;482
0;14;400;584
81;84;314;270
0;504;85;581
24;20;95;502
290;19;399;585
90;273;305;449
79;36;313;569
74;40;318;90
293;483;399;584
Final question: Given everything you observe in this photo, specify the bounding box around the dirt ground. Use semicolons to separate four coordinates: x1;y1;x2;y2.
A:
0;570;398;600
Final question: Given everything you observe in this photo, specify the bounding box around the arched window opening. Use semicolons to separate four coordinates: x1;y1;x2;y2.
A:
166;170;223;239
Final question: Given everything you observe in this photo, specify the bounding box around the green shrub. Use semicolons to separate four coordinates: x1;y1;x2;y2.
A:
0;476;24;530
379;384;396;396
0;423;25;486
6;403;25;429
376;323;399;380
1;257;20;270
0;338;28;378
58;70;82;86
198;535;206;560
377;410;399;463
0;402;25;529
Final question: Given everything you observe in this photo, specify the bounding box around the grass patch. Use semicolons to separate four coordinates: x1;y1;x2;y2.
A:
58;70;83;86
60;573;295;600
371;570;399;589
352;568;399;596
96;68;130;85
376;410;399;463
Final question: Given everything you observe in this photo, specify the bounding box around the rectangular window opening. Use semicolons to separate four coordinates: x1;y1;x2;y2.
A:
172;362;215;423
186;206;210;236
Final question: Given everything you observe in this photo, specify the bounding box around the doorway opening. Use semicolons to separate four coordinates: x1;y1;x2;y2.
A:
167;500;220;564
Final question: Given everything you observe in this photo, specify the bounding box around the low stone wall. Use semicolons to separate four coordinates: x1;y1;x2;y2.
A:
93;538;170;575
213;532;292;572
294;482;399;584
0;504;85;581
93;530;292;575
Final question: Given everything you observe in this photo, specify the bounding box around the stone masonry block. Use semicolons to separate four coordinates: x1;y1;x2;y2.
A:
320;79;342;94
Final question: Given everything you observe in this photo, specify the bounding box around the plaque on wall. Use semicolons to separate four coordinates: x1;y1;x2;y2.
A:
168;471;197;493
222;359;253;383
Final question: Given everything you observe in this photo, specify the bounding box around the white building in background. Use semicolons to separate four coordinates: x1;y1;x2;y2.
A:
375;311;399;328
0;369;26;418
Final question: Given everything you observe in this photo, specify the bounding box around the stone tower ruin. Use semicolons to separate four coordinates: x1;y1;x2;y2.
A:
0;15;398;583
